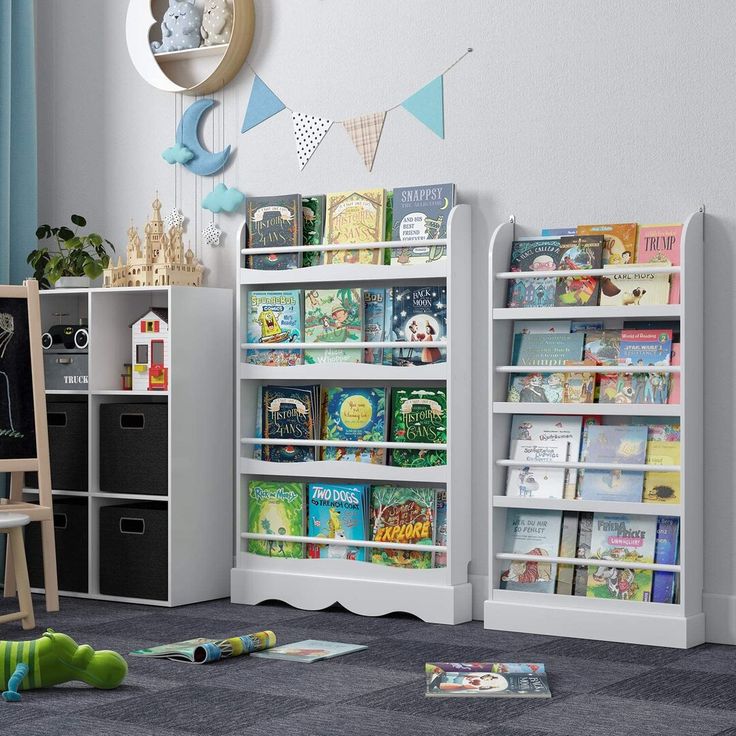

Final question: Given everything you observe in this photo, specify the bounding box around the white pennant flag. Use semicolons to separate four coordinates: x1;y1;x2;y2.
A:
292;113;333;170
343;112;387;171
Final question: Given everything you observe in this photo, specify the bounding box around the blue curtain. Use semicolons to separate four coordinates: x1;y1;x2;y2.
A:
0;0;37;286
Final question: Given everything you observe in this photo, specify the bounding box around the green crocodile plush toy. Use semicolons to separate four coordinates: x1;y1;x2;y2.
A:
0;629;127;702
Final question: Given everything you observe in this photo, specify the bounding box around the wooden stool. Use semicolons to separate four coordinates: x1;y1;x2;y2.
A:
0;514;35;630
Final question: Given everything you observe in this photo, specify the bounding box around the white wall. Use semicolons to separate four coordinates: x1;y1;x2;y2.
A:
36;0;736;641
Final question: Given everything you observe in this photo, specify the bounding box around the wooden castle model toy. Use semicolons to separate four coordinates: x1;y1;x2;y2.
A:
131;308;170;391
104;195;204;287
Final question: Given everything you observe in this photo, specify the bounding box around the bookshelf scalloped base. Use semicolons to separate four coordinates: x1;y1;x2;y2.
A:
230;567;472;624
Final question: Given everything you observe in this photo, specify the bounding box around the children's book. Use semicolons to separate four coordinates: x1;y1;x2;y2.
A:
636;224;683;304
391;183;455;264
648;423;681;442
587;513;657;602
541;227;577;236
324;189;386;264
388;285;447;366
252;640;367;663
384;191;393;250
668;343;681;404
320;387;386;464
509;415;583;498
130;631;277;664
370;486;435;568
576;223;638;266
562;369;596;404
261;385;318;462
505;439;568;499
507;371;567;404
363;288;386;364
579;425;648;502
571;319;607;333
513;320;572;335
382;287;394;365
246;290;302;366
389;388;447;467
506;238;560;308
247;481;305;557
556;511;579;596
583;331;621;366
643;440;680;504
513;332;584;366
599;265;671;307
652;516;680;604
554;235;603;306
307;482;369;561
303;288;363;364
301;194;325;267
573;511;594;596
434;489;447;568
425;663;551;698
575;416;601;497
245;194;302;270
499;509;563;593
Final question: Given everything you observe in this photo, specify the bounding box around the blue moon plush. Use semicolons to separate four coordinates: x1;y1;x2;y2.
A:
176;99;231;176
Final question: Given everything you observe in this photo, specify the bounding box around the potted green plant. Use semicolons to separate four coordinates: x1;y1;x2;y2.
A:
28;215;114;289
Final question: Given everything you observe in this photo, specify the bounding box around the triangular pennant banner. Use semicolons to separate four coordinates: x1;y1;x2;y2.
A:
342;112;387;171
241;76;286;133
401;76;445;139
292;113;333;170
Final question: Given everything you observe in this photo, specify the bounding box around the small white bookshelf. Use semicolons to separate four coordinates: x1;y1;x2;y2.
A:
230;205;473;624
484;210;704;648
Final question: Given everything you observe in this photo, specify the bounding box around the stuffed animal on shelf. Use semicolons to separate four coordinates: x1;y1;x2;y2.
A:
151;0;204;54
1;630;127;702
201;0;233;46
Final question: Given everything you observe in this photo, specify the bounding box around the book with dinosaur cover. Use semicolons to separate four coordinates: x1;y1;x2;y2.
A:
586;513;657;601
573;511;594;596
306;482;369;561
643;440;680;504
499;509;563;594
434;489;447;568
370;486;435;568
389;388;447;467
576;223;638;266
303;288;363;364
426;663;551;698
246;290;302;366
301;194;326;267
636;224;682;304
556;511;579;595
652;516;680;603
245;194;302;270
554;235;603;306
130;631;277;663
506;238;560;308
320;387;386;464
388;285;447;366
363;288;386;364
324;189;386;264
391;183;455;264
252;640;367;663
247;480;305;558
599;265;671;307
505;439;568;499
261;385;318;462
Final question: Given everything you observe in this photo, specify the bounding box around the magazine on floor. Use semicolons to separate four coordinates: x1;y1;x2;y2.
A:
251;640;367;663
425;662;551;698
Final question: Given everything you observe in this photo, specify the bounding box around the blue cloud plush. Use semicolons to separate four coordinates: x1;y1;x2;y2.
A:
162;143;194;165
202;183;245;213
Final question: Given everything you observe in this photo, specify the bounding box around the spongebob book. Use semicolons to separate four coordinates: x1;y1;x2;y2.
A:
426;663;551;698
388;285;447;366
245;195;302;270
307;482;369;561
370;486;435;568
301;195;325;267
506;238;560;308
321;387;386;464
261;385;318;462
576;223;638;266
363;288;386;364
586;513;657;602
246;290;302;366
324;189;386;264
247;481;305;558
303;288;363;364
389;388;447;467
554;235;603;306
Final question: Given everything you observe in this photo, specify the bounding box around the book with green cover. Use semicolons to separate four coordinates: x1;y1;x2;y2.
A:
389;388;447;467
247;480;305;558
303;288;363;364
302;195;325;267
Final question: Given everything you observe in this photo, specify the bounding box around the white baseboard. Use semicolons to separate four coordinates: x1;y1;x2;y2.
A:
703;593;736;644
469;573;488;621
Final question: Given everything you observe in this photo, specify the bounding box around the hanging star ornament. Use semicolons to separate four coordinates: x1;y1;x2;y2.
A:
202;222;222;247
165;207;184;231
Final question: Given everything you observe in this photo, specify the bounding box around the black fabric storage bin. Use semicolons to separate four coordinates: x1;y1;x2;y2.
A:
99;501;168;600
25;497;88;593
99;403;167;495
26;401;88;491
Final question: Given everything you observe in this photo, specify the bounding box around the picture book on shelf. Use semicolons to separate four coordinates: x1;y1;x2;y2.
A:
130;632;276;663
303;288;363;364
506;239;560;308
586;513;657;602
669;343;681;404
554;235;603;306
513;320;572;335
245;194;302;270
648;423;681;442
505;439;568;499
363;288;386;364
652;516;680;604
389;388;447;467
302;194;326;267
307;482;369;561
370;486;435;568
578;425;648;502
434;489;447;568
252;640;367;663
599;265;671;307
573;511;594;596
643;440;681;504
513;332;584;366
571;319;607;333
541;227;576;236
324;189;386;264
556;511;579;596
576;223;638;266
575;417;601;496
320;387;386;464
426;663;551;698
261;385;318;462
388;285;447;366
391;183;455;264
247;480;305;558
507;371;593;405
246;290;302;366
499;509;563;594
636;224;682;304
583;331;621;366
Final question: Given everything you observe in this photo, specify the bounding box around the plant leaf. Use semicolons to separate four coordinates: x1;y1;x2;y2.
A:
58;226;74;242
83;261;103;279
70;214;87;227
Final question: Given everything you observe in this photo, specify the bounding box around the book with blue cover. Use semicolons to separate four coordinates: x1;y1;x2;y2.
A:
246;290;302;366
389;285;447;366
307;482;370;561
261;385;318;463
363;288;386;364
554;235;603;307
652;516;680;603
507;239;560;308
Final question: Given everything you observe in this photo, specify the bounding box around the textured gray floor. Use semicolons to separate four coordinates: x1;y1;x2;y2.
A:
0;595;735;735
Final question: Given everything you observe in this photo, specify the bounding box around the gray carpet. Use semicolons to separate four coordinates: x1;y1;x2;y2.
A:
0;595;734;735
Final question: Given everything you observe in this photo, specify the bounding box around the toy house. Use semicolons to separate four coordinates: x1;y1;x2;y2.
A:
131;308;170;391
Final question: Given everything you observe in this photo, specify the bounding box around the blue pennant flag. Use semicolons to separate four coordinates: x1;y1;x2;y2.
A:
401;76;444;139
241;75;286;133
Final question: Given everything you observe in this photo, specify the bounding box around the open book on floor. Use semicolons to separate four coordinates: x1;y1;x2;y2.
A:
425;663;551;698
129;631;276;664
251;640;367;663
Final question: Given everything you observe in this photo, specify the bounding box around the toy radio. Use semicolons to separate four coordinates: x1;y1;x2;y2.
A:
42;324;89;351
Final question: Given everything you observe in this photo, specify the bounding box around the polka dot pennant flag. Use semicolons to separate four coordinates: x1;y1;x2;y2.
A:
291;113;333;170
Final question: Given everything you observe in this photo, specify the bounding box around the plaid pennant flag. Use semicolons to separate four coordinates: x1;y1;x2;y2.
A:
342;112;387;171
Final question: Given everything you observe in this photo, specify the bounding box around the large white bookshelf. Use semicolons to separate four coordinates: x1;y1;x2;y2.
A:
231;205;472;624
26;286;233;606
484;210;704;648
